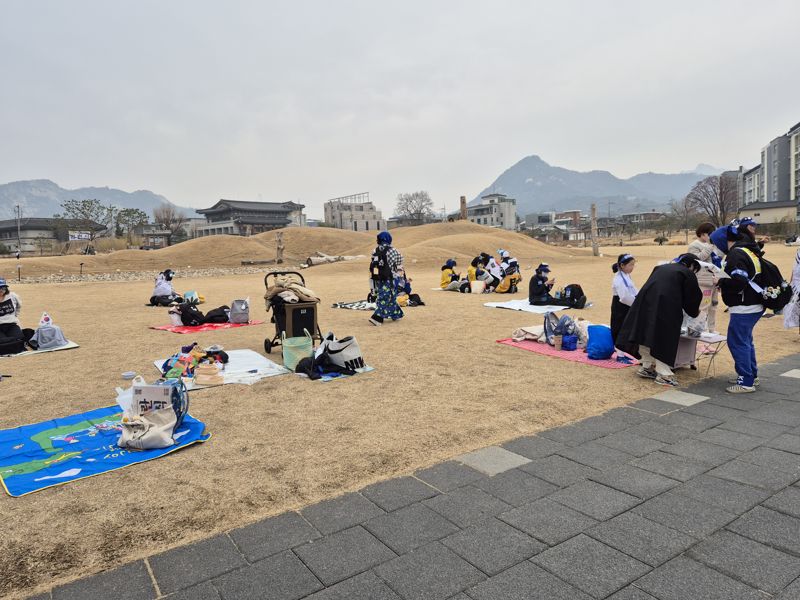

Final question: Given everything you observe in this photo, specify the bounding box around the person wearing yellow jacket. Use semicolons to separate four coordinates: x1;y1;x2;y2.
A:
441;259;470;292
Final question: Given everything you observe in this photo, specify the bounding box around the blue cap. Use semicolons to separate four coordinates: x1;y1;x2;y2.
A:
738;217;758;227
0;277;7;287
377;231;392;245
536;263;551;273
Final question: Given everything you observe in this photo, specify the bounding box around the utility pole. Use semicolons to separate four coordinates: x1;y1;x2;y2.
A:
15;204;22;252
590;203;599;256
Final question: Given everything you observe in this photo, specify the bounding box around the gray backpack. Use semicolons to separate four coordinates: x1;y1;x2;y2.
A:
31;324;68;350
229;298;250;324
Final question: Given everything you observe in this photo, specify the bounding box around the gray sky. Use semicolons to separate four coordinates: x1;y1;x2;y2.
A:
1;1;798;218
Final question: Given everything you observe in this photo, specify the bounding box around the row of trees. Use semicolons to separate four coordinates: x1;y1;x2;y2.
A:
54;199;188;246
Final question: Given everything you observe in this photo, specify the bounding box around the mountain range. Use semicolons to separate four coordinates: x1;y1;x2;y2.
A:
473;156;719;217
0;179;199;220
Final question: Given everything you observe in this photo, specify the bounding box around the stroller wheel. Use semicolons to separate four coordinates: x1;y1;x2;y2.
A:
264;339;272;354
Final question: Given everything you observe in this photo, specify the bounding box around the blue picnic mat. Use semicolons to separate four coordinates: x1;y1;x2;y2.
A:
0;405;210;497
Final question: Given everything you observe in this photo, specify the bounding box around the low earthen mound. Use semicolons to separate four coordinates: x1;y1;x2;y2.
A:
255;227;372;258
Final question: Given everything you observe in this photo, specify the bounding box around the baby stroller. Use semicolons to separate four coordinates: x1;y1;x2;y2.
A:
263;270;322;354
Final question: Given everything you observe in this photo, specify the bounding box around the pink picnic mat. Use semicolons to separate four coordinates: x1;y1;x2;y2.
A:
151;321;265;334
497;338;637;369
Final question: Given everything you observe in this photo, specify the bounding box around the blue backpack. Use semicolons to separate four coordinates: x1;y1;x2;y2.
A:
586;325;615;360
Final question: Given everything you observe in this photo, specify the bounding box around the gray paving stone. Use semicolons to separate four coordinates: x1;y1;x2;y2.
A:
211;550;322;600
627;421;695;444
777;577;800;599
765;486;800;519
604;406;659;425
688;530;800;594
658;411;721;433
548;480;640;520
630;450;712;481
747;403;800;427
650;389;709;406
303;572;401;600
456;446;530;476
630;398;680;415
423;485;512;528
728;506;800;555
25;595;51;600
229;511;320;562
300;492;385;535
594;431;666;457
501;435;565;459
293;526;395;587
708;394;770;412
682;402;747;422
719;415;791;438
532;534;650;599
363;502;459;554
739;446;800;474
632;492;734;537
163;582;220;600
537;417;621;446
472;468;557;507
465;561;592;600
518;454;601;487
607;587;659;599
590;464;679;499
709;459;798;491
672;474;770;515
374;542;485;600
767;433;800;455
635;556;765;600
498;498;598;546
558;441;635;470
360;476;438;512
52;561;155;600
414;461;486;492
693;426;764;451
660;438;740;467
442;517;545;576
149;535;246;595
587;511;697;567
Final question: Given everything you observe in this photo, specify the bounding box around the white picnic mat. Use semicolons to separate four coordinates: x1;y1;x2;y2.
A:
153;349;290;389
2;340;79;358
484;299;570;314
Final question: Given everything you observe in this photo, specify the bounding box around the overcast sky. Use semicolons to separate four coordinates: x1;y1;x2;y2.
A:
1;1;798;218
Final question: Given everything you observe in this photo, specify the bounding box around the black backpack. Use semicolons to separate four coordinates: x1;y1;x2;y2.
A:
750;255;793;311
204;305;230;323
564;284;587;308
370;245;393;281
179;302;206;326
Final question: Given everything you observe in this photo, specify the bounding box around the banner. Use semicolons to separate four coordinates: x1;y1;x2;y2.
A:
68;231;91;241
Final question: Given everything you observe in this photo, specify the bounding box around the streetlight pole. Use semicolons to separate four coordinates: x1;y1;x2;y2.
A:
15;204;21;252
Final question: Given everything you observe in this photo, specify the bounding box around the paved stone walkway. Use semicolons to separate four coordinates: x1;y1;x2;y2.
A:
31;354;800;600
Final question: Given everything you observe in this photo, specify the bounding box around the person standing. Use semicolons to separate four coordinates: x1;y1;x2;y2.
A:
784;248;800;334
610;254;639;358
617;254;703;386
369;231;404;326
719;221;766;393
686;222;722;334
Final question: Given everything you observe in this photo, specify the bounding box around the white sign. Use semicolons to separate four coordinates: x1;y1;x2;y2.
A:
68;231;91;241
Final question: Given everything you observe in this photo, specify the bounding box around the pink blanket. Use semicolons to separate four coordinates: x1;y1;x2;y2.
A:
151;320;265;334
496;338;637;369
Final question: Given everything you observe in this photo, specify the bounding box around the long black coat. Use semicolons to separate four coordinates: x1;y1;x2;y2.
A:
616;262;702;366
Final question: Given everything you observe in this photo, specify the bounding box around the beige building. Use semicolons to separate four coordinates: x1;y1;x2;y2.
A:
324;192;386;231
738;200;797;225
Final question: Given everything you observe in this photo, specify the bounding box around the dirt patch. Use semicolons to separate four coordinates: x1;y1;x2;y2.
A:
1;233;798;598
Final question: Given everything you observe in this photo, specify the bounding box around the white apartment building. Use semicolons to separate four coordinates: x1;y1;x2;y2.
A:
467;193;517;230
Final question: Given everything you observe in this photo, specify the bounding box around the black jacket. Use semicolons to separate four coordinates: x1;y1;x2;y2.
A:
719;239;764;308
617;262;702;366
529;274;552;303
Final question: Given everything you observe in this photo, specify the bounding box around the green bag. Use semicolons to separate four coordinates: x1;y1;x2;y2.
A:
282;329;313;371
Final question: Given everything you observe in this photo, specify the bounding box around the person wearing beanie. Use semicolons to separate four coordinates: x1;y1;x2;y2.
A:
617;254;702;387
610;254;639;358
440;259;464;292
528;263;585;307
0;277;25;353
369;231;404;326
718;219;765;393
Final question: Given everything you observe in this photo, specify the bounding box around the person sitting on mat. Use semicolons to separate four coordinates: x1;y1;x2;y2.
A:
496;249;522;294
467;256;494;292
0;277;27;354
610;254;640;358
480;252;503;292
440;259;463;292
149;269;183;306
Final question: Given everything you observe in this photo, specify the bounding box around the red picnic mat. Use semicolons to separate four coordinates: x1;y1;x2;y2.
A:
151;321;265;334
496;338;638;369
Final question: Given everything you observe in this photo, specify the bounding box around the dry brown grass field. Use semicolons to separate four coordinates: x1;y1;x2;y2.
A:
1;223;798;598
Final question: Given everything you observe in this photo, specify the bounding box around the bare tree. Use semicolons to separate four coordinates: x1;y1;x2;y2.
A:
684;176;737;227
394;191;434;222
54;199;116;242
153;204;188;246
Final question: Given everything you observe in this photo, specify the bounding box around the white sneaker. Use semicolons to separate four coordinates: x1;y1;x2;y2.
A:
727;384;756;394
655;375;679;387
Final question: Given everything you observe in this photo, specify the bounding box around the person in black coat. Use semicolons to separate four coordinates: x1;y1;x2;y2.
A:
617;254;703;386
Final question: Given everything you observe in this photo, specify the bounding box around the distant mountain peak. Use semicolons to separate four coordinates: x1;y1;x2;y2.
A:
682;163;725;176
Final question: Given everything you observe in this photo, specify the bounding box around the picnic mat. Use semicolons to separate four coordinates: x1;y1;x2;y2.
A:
331;301;376;311
0;405;210;497
150;321;264;334
497;338;637;369
153;349;290;388
1;340;79;358
484;299;570;314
